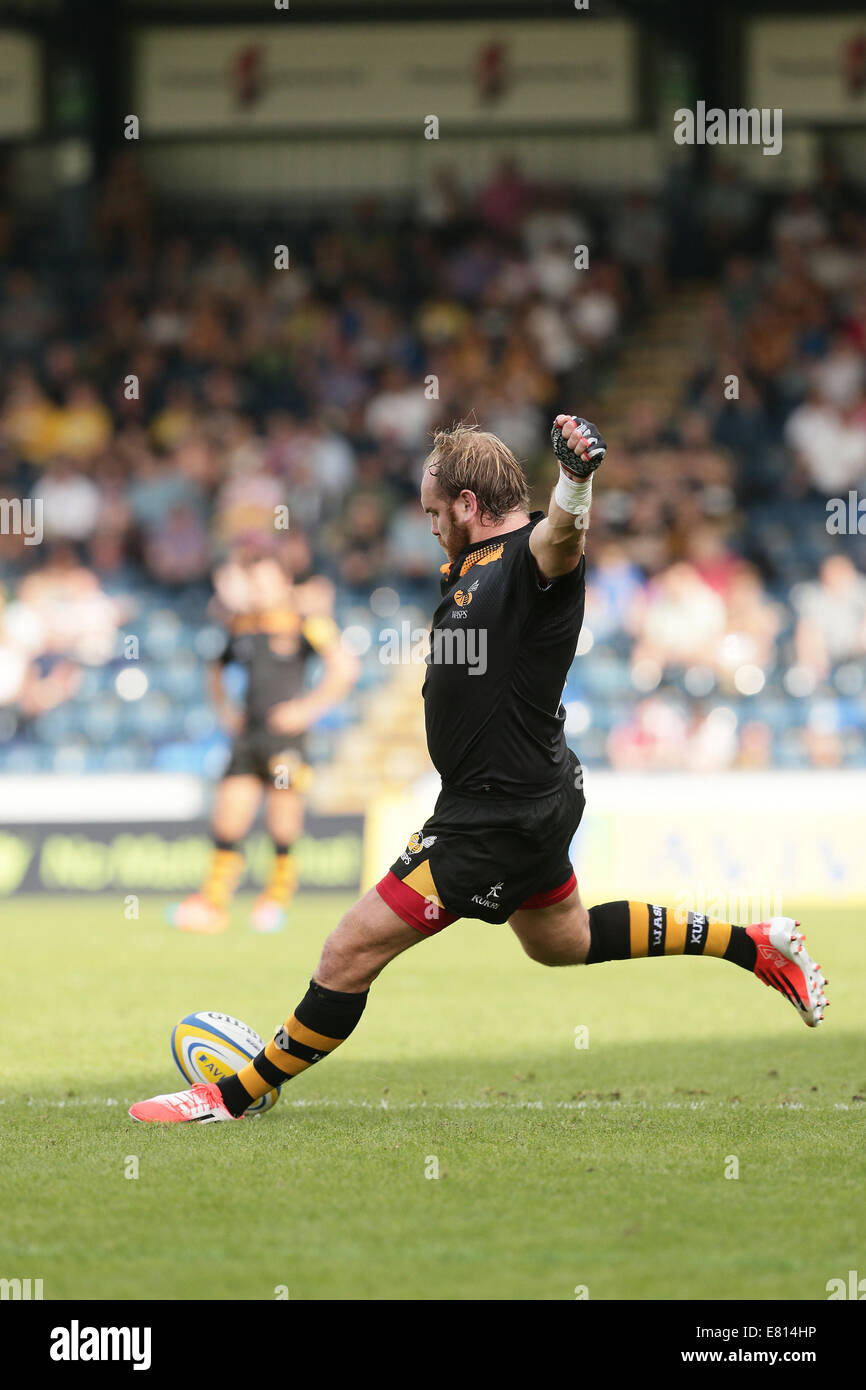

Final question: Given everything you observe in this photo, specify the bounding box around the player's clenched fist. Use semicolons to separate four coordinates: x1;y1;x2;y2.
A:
551;415;607;480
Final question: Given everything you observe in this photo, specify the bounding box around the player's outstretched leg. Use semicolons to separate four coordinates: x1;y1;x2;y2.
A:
510;892;828;1028
129;888;425;1123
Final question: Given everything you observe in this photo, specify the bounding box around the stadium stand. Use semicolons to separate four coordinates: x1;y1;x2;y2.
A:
1;153;865;798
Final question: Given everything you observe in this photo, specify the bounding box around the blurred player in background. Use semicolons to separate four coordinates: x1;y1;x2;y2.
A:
168;538;359;934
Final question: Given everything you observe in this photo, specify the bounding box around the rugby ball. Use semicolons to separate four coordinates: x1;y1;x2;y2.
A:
171;1011;280;1116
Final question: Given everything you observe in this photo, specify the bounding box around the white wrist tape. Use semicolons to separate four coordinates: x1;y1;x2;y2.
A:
554;470;593;527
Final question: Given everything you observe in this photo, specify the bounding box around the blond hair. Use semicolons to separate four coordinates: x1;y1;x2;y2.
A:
425;423;529;522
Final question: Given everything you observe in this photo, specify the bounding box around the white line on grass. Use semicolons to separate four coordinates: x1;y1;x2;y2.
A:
1;1097;858;1112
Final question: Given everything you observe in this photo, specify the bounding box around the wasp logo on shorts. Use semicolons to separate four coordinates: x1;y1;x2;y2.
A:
400;832;437;865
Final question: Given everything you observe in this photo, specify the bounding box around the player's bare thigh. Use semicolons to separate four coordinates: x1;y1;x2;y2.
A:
315;887;427;992
211;775;263;841
265;784;305;843
509;881;590;966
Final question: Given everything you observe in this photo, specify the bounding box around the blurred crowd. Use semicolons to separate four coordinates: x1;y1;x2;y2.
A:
0;152;865;773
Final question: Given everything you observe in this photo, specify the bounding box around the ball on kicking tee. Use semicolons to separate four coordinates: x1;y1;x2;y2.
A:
171;1011;280;1116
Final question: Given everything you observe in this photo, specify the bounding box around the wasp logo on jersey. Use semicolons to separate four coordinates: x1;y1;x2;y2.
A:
452;579;479;614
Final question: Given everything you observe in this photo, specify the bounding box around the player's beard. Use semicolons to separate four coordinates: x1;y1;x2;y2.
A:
443;506;473;561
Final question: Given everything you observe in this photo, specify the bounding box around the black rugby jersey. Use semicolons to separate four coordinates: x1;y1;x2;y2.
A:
423;511;585;798
219;612;338;724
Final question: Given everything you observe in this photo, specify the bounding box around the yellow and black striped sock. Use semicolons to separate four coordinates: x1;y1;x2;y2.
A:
217;980;369;1116
264;843;298;905
201;841;244;908
586;901;757;971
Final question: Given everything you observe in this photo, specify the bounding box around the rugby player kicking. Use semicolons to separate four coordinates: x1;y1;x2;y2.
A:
131;415;828;1123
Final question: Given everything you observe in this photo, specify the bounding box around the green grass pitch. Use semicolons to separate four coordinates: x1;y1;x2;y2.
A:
0;894;863;1301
